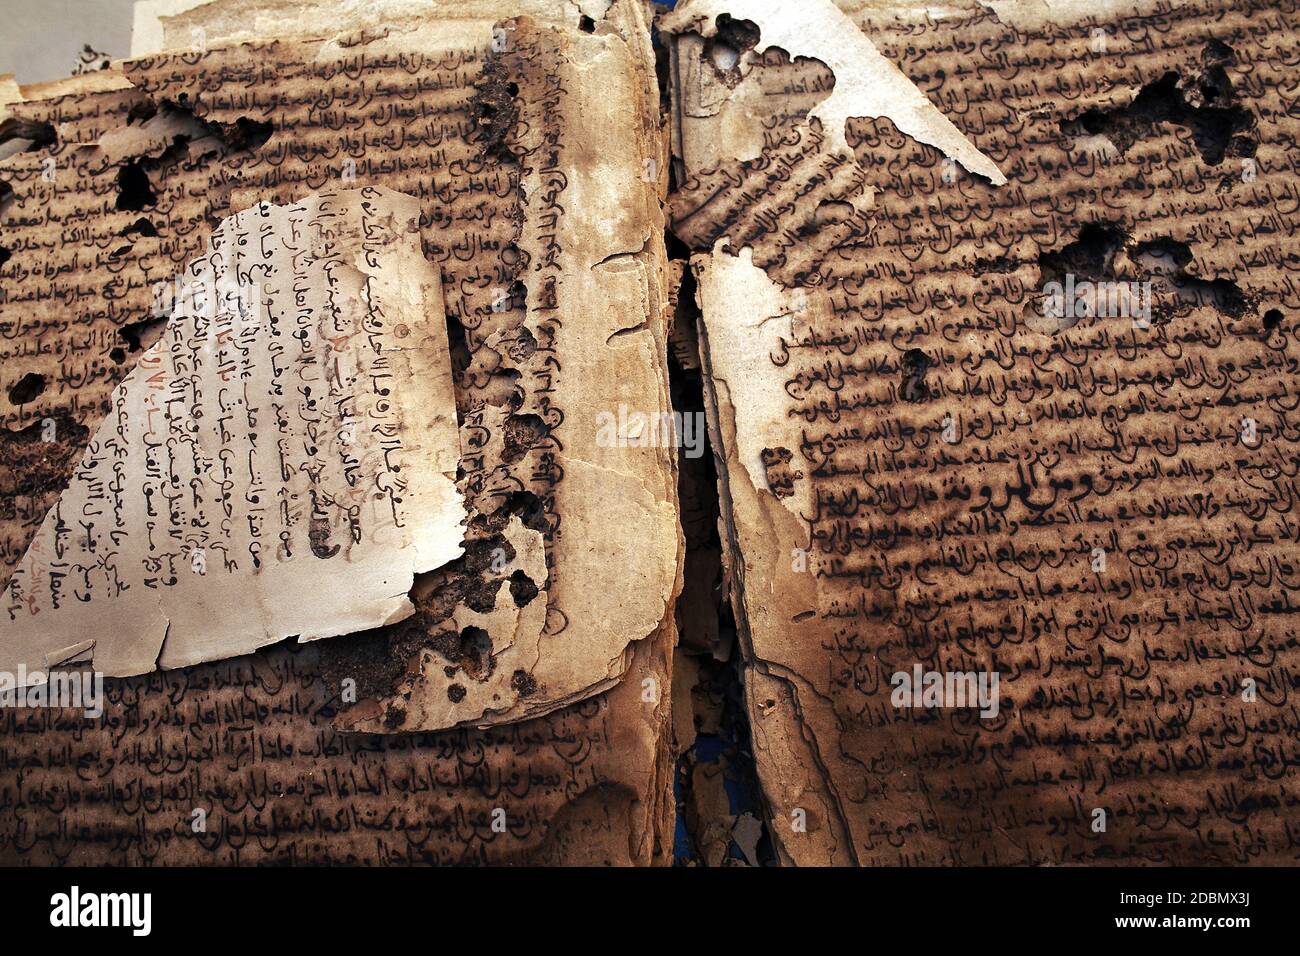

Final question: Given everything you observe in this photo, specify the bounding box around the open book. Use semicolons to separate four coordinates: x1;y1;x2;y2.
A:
0;0;1296;866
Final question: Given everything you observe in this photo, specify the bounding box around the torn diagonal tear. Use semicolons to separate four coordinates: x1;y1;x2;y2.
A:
0;186;465;683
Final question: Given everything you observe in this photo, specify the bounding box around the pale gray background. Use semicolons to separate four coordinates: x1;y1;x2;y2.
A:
1;0;138;84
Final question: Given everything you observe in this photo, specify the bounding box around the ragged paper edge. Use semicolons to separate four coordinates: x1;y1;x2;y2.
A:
162;187;467;666
0;70;134;124
692;264;857;864
131;0;616;55
314;6;683;733
472;11;680;731
0;186;465;683
661;0;1007;184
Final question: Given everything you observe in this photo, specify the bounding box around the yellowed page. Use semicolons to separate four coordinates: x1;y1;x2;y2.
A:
0;186;464;679
668;0;1300;865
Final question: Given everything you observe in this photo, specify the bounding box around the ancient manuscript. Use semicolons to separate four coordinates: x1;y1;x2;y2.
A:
1;0;1299;869
0;186;465;679
666;0;1300;864
0;0;678;864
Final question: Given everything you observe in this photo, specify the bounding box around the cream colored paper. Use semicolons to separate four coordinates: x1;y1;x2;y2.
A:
0;186;464;680
663;0;1005;182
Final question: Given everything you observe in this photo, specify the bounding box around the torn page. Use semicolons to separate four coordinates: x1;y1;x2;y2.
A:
662;0;1005;286
0;0;679;865
662;0;1005;181
324;9;681;732
0;186;464;679
1;0;680;732
128;0;681;734
669;0;1300;864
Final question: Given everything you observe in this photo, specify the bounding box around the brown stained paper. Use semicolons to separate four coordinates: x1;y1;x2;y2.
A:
337;12;681;732
663;0;1005;286
0;0;679;864
0;186;465;679
0;0;679;733
671;0;1300;864
7;0;1294;871
834;0;1188;30
976;0;1189;30
0;620;675;865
